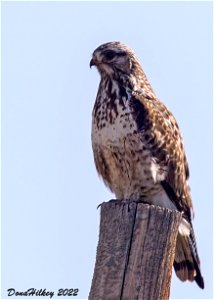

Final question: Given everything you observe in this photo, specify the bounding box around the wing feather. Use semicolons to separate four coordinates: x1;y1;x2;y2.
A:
131;91;192;219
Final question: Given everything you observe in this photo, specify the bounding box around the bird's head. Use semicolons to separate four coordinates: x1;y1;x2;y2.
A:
90;41;142;77
90;41;155;96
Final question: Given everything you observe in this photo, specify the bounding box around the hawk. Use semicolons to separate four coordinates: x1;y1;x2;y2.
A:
90;41;204;289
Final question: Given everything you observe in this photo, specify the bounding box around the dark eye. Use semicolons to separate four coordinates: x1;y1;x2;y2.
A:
105;50;116;60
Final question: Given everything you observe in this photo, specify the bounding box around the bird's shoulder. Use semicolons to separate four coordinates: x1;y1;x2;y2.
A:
131;90;192;217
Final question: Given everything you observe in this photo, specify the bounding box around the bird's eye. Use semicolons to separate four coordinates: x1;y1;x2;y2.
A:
105;50;116;60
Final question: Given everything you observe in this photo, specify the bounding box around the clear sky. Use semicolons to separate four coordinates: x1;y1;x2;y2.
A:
1;1;213;299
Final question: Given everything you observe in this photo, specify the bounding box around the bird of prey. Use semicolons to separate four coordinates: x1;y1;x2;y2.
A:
90;41;204;289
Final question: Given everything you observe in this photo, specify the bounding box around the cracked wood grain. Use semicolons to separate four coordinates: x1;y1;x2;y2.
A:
89;201;182;300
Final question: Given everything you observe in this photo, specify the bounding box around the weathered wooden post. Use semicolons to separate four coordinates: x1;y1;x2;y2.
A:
89;200;182;300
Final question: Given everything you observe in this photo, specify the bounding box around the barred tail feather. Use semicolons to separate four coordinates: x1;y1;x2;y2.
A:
174;218;204;289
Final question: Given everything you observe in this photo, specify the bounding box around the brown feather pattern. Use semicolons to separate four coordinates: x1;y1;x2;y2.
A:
90;41;204;289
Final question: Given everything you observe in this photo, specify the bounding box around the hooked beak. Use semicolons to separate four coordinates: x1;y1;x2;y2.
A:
90;58;95;68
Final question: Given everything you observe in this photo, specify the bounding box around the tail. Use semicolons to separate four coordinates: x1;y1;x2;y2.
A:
174;217;204;289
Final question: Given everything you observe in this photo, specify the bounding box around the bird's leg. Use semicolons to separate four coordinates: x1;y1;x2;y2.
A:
97;198;151;209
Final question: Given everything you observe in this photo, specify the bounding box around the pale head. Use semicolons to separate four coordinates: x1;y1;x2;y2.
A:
90;41;142;77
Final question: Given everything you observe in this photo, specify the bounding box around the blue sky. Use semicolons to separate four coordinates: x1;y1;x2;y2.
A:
1;1;213;299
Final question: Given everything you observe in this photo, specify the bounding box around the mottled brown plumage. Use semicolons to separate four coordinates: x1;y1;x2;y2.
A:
90;41;204;289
